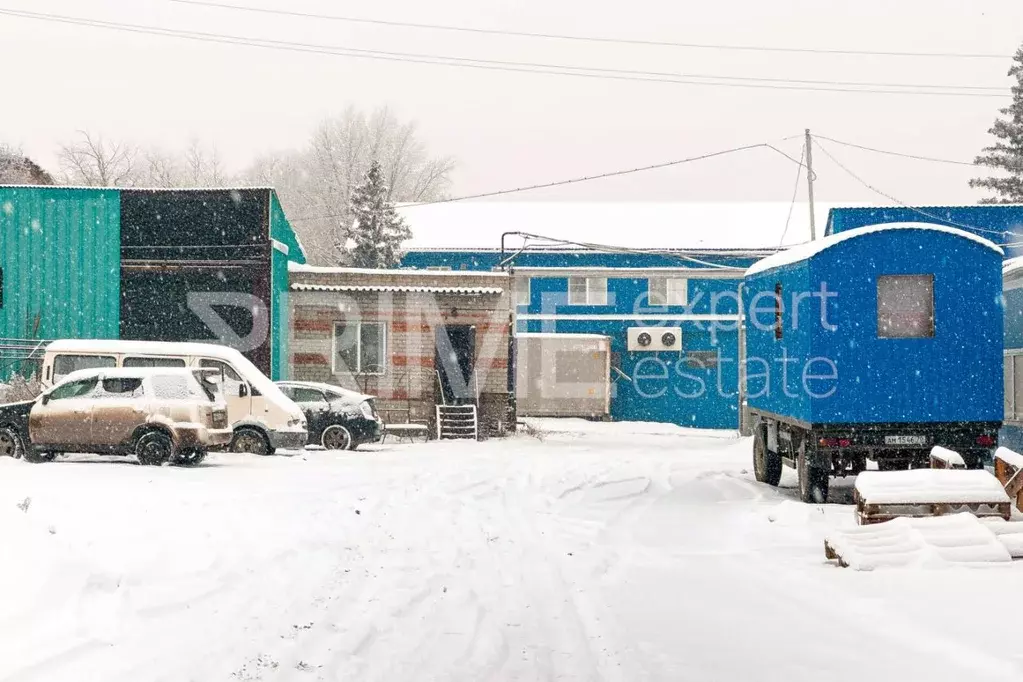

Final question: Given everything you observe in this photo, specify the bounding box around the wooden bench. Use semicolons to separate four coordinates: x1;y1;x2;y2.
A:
994;447;1023;513
381;423;431;444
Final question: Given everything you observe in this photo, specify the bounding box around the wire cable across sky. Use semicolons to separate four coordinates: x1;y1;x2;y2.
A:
0;7;1010;98
171;0;1015;61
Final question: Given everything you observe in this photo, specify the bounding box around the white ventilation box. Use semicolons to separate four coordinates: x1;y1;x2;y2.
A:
627;326;682;352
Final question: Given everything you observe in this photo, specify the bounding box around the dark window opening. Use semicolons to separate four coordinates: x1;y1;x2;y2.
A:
774;283;783;340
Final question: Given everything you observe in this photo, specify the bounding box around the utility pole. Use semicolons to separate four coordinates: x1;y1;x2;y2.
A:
805;128;817;241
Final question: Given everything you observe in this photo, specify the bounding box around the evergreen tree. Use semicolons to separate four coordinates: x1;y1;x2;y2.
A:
344;160;413;268
971;46;1023;203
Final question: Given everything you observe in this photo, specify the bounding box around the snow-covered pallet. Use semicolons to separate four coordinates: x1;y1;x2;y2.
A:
994;447;1023;513
853;470;1012;526
824;513;1023;570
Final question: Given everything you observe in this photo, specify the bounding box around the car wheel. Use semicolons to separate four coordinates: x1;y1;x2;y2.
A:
797;437;829;504
173;448;207;467
752;424;782;486
136;431;173;466
0;426;24;459
321;424;353;451
231;427;272;456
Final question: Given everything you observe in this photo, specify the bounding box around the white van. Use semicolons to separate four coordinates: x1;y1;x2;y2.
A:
41;340;306;455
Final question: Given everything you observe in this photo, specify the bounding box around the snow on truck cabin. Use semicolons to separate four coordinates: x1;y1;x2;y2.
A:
3;420;1023;682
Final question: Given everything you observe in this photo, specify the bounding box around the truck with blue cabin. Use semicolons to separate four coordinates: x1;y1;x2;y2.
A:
743;223;1004;503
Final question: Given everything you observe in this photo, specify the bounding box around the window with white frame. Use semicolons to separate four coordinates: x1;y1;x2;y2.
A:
877;275;934;339
334;322;387;375
515;278;531;307
568;276;608;305
647;277;688;306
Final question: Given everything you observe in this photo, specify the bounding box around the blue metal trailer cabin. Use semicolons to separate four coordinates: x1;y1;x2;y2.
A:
744;223;1004;502
400;247;773;429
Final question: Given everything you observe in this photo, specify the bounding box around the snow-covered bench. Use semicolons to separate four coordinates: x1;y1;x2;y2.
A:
381;423;430;444
853;469;1013;525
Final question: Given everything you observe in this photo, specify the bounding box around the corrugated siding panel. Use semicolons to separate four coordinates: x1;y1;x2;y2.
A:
269;192;302;380
0;187;120;344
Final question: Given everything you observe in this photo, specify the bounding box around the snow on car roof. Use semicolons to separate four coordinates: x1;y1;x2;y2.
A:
56;366;200;384
277;380;373;402
745;222;1003;278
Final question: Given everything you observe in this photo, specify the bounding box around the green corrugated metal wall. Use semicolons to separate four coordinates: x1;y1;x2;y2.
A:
269;190;306;380
0;186;121;350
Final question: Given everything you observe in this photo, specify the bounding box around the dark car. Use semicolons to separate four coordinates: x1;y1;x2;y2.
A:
276;381;383;450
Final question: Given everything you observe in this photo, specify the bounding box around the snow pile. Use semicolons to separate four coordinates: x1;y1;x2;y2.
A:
826;513;1014;570
854;469;1011;505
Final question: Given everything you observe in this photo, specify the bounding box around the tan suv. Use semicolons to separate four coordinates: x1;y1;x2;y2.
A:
0;368;231;466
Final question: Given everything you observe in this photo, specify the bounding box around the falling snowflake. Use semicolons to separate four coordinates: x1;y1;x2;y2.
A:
2;201;12;216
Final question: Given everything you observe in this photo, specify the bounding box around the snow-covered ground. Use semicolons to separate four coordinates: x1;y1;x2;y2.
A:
2;419;1022;681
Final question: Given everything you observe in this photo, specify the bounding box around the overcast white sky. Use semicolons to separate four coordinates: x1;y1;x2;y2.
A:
2;0;1022;207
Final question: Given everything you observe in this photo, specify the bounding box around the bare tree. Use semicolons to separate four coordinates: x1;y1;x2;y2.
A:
137;147;186;188
0;144;55;185
184;139;228;187
57;131;138;186
243;106;455;264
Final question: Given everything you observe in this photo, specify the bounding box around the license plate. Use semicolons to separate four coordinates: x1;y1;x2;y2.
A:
885;435;927;446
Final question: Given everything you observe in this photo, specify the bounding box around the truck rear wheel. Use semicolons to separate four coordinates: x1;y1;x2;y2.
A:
753;424;782;486
797;437;829;504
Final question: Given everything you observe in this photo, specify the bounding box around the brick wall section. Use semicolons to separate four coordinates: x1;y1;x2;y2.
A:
290;268;514;434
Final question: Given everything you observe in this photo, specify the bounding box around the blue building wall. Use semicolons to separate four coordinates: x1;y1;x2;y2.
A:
401;248;765;429
746;227;1003;426
826;206;1023;257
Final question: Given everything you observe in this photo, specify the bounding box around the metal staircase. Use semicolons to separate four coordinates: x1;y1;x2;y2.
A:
436;404;479;440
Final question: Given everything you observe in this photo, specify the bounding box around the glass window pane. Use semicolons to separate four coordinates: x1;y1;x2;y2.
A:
49;378;98;401
516;279;530;307
98;377;144;398
53;354;116;381
648;277;667;305
1013;356;1023;422
1006;356;1015;420
588;277;608;305
199;359;244;395
334;322;359;373
292;387;325;403
667;278;688;306
151;374;204;400
360;323;384;374
124;356;186;368
878;275;934;339
568;277;586;305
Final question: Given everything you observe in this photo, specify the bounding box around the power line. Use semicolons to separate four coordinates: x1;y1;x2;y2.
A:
0;8;1010;97
812;138;1012;237
288;139;809;223
171;0;1015;61
814;134;977;167
779;144;806;246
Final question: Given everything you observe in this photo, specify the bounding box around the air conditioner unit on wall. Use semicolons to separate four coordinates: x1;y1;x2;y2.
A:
627;327;682;352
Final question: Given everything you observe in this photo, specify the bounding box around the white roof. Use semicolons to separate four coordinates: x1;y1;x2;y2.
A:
396;201;849;250
291;283;503;295
47;339;242;358
289;263;508;278
745;222;1003;277
516;333;611;340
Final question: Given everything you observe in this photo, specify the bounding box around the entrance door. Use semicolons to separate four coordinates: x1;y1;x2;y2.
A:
199;358;252;425
435;325;476;404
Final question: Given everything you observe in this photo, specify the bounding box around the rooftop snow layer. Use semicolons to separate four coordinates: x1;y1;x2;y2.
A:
291;283;503;295
745;222;1003;277
289;263;508;277
396;201;852;250
854;469;1011;505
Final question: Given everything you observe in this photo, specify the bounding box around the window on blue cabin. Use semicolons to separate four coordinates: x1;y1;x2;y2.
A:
685;350;719;369
568;277;607;305
877;275;934;339
774;283;783;340
515;278;530;307
648;277;688;306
